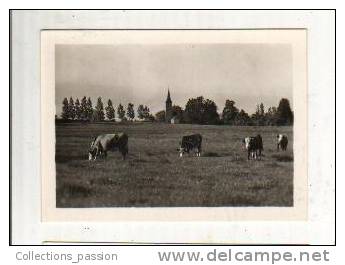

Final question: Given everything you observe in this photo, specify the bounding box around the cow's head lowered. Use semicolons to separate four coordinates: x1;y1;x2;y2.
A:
88;138;97;161
178;141;191;157
242;137;251;150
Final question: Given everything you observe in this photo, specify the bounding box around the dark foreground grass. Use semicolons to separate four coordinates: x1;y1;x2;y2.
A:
56;122;293;207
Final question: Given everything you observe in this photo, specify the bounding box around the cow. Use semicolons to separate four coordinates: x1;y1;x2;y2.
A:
88;133;128;161
242;134;263;160
277;134;288;151
179;134;202;157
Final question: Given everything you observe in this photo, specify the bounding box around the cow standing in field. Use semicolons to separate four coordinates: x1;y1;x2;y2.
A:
277;134;288;151
88;133;128;161
179;134;202;157
242;134;263;160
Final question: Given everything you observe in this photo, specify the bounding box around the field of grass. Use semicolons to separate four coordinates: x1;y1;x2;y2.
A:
56;122;293;207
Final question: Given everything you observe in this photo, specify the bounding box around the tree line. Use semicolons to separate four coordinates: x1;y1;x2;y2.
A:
59;96;293;126
155;97;293;126
60;96;153;122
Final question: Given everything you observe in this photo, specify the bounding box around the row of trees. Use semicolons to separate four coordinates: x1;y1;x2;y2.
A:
60;96;153;122
154;97;293;126
221;98;293;126
60;96;293;126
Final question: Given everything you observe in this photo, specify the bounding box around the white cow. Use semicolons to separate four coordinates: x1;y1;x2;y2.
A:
89;133;128;160
277;134;288;151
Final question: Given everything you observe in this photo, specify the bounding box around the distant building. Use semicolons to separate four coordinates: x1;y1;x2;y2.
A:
165;89;173;122
170;116;180;124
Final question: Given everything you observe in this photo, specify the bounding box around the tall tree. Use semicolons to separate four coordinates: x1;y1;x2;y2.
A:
222;99;239;125
184;96;219;125
105;99;115;121
277;98;293;125
127;103;135;121
86;97;93;121
184;96;204;124
251;103;266;126
137;104;145;120
74;98;82;120
258;102;266;125
203;99;219;125
91;109;98;122
143;106;150;120
265;106;278;125
61;97;69;120
117;103;126;121
68;97;76;120
95;97;105;121
80;96;88;120
259;103;265;116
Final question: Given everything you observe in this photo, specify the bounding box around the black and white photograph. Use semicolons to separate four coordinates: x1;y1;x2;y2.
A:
38;28;310;224
53;33;297;208
11;10;335;246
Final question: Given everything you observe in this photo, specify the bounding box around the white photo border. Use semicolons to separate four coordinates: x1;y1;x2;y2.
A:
11;10;335;245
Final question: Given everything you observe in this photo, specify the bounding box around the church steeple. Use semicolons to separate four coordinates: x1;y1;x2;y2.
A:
166;89;172;104
165;88;173;122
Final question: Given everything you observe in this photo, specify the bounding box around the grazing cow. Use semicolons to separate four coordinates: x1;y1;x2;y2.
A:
242;134;264;160
179;134;202;157
88;133;128;161
277;134;288;151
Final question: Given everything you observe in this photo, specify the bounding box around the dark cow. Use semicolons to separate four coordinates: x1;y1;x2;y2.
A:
179;134;202;157
89;133;128;161
242;134;263;160
277;134;288;151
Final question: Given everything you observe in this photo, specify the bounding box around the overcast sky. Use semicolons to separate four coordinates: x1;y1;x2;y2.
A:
55;44;292;116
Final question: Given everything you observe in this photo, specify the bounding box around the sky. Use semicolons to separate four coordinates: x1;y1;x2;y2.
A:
55;43;292;116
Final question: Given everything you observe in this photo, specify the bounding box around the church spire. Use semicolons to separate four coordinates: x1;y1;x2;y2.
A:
165;88;173;122
166;88;172;103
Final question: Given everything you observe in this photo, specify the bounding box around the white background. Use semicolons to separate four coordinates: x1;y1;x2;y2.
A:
3;2;339;265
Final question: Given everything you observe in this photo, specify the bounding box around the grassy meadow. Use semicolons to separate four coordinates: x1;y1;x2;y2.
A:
55;122;293;207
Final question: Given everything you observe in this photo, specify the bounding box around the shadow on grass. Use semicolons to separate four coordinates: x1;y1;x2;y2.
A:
202;152;222;157
272;154;294;162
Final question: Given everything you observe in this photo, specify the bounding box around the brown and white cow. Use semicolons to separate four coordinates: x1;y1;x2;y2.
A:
242;134;263;160
277;134;288;151
178;134;202;157
88;133;128;160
